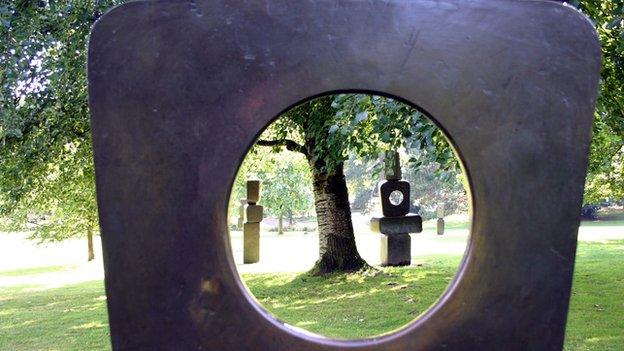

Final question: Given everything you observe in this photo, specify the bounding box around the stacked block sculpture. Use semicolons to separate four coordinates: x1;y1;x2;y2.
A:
370;151;422;266
243;180;263;264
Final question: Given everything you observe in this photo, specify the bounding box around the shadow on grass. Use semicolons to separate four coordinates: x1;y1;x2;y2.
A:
242;242;624;347
242;255;462;339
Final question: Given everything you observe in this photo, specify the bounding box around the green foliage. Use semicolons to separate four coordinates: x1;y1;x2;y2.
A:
328;94;417;162
0;1;123;240
258;93;464;226
344;152;467;216
329;94;465;214
1;0;622;247
259;154;313;219
334;94;459;174
571;0;624;203
264;93;458;179
404;161;468;220
343;155;379;211
230;147;313;223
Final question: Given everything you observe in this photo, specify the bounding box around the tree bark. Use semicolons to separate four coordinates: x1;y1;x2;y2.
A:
87;228;95;261
278;215;283;235
255;98;369;274
309;164;368;275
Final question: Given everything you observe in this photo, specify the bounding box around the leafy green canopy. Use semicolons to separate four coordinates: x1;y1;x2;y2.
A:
571;0;624;203
262;94;457;177
0;1;123;239
1;0;621;243
230;147;313;223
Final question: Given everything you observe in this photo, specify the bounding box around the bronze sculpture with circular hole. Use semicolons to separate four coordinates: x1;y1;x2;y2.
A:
88;0;600;350
371;151;422;266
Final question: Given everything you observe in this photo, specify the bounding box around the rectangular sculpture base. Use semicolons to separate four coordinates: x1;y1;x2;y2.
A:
243;222;260;263
380;233;411;266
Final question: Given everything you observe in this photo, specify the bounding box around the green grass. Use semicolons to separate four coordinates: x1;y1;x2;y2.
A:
0;265;71;277
564;240;624;351
0;281;110;351
0;241;622;350
242;255;460;339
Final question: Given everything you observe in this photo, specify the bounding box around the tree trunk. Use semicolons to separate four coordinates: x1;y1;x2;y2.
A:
87;228;95;261
288;211;294;226
278;215;284;235
309;164;368;275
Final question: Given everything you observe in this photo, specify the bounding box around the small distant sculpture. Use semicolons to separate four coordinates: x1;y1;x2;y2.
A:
437;203;445;235
370;151;422;266
244;180;263;264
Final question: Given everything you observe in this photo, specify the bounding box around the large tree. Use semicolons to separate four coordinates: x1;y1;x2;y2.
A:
0;0;122;260
256;95;446;274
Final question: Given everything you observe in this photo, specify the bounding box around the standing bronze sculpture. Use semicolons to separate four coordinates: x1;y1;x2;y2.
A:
88;0;600;350
370;151;422;266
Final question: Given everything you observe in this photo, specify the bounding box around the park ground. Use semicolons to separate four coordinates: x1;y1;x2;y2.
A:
0;210;623;350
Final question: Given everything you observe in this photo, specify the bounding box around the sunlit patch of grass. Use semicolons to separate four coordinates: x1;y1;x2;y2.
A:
242;255;462;339
564;240;624;351
241;243;624;346
0;280;111;351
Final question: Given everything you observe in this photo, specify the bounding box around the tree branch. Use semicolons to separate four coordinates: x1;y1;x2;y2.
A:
256;139;307;156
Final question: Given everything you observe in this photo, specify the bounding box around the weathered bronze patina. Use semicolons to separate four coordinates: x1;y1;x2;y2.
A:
88;0;600;350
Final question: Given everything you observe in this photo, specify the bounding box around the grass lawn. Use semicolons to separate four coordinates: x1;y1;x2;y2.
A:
1;240;622;350
564;240;624;350
0;281;110;351
421;214;471;231
244;255;459;339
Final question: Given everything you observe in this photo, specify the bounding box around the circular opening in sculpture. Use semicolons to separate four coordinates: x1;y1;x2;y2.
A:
389;190;404;206
228;93;472;340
